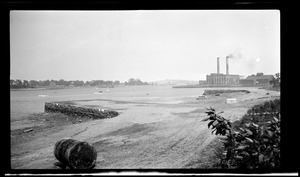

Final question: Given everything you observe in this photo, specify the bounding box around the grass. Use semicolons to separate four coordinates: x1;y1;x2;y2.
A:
184;137;224;168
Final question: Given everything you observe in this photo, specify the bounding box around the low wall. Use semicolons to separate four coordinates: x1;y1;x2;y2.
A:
45;102;119;119
203;89;250;95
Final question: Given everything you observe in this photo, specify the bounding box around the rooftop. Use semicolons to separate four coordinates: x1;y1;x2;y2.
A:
245;74;274;80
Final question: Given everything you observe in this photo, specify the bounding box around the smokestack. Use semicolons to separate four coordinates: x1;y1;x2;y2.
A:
226;56;229;75
217;57;220;74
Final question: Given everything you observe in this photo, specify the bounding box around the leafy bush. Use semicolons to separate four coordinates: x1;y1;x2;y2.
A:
247;99;280;116
203;100;280;169
232;99;280;131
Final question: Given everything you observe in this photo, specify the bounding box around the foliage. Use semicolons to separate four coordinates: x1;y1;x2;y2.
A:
10;78;149;88
10;79;34;88
10;79;122;88
247;99;280;115
234;99;280;128
202;108;231;136
125;78;149;85
269;73;280;89
203;100;280;169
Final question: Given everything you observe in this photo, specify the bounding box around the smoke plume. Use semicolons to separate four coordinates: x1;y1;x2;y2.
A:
227;51;242;60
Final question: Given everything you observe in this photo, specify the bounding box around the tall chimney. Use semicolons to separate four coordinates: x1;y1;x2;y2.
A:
226;56;229;75
217;57;220;74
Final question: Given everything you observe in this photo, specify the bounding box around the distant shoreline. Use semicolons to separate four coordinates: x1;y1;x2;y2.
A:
10;87;70;91
9;86;91;91
10;87;47;91
9;85;158;91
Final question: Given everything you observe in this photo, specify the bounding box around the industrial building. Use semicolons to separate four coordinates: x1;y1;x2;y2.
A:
205;56;240;85
240;73;274;86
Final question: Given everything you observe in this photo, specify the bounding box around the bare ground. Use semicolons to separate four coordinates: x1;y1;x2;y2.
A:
10;88;280;169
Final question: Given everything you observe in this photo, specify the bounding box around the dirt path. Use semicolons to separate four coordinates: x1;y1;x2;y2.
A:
11;88;280;169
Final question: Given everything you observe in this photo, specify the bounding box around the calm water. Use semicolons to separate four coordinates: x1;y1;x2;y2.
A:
10;85;207;121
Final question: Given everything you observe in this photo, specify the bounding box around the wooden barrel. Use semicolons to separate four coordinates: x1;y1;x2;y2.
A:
54;138;97;169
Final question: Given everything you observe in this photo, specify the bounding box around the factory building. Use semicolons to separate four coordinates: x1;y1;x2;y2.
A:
205;56;240;85
206;73;240;85
240;73;274;86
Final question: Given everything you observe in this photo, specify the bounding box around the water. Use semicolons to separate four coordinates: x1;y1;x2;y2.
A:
10;85;206;121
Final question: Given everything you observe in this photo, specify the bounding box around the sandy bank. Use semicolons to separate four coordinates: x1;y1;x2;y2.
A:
11;87;280;169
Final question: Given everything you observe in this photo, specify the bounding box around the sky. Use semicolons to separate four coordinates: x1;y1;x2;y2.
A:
10;10;280;82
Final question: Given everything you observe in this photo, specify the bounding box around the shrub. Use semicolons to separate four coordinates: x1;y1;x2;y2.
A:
203;101;280;169
234;99;280;130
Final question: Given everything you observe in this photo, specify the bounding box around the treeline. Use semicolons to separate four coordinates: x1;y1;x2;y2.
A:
124;78;149;86
10;78;149;89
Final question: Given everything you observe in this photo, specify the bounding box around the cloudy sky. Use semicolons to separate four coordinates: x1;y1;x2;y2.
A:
10;10;280;82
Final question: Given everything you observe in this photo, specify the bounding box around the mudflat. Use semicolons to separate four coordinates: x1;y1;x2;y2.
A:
11;87;280;169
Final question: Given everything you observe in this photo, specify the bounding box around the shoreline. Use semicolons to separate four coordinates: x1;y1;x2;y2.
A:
10;86;86;91
11;87;280;169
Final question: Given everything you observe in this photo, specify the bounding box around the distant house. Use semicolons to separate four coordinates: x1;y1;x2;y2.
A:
240;73;274;86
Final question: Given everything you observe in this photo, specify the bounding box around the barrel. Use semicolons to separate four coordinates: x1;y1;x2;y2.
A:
54;138;97;169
